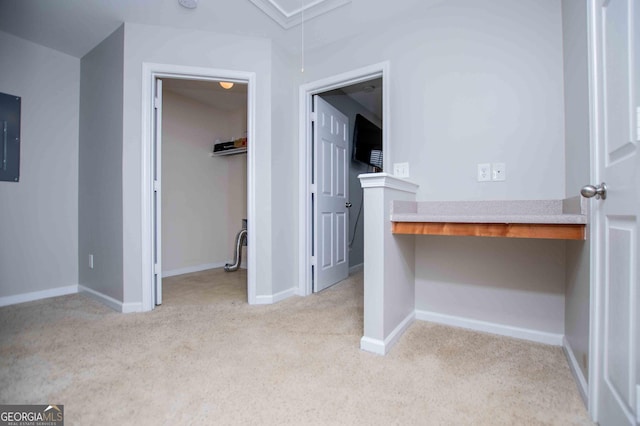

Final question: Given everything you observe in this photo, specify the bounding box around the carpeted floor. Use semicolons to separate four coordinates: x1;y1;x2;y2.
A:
0;268;592;425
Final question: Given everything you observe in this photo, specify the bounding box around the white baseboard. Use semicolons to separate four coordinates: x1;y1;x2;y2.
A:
360;336;386;354
415;310;563;346
121;302;144;313
254;287;297;305
0;285;78;307
360;311;415;355
563;336;588;407
162;262;227;278
349;263;364;274
78;285;142;313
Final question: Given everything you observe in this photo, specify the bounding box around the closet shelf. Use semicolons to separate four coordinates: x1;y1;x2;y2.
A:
211;147;247;157
211;137;248;157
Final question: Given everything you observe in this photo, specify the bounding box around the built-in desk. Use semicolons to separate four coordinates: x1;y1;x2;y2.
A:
357;172;589;356
390;199;587;240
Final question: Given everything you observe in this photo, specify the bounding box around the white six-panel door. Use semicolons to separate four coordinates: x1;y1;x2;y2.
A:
313;96;349;292
590;0;639;423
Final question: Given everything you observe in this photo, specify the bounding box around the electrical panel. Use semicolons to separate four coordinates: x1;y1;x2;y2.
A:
0;92;21;182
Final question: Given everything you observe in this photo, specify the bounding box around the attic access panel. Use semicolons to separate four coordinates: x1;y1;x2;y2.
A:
249;0;351;28
0;92;21;182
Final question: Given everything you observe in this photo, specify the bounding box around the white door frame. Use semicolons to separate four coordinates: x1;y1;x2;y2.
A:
587;2;601;412
141;63;257;311
297;61;390;297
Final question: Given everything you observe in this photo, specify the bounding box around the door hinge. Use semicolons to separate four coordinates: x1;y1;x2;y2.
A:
153;180;160;192
310;256;316;266
154;97;160;109
153;263;160;275
310;183;316;194
310;112;317;122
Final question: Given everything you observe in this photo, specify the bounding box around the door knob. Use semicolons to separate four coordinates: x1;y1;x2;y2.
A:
345;202;352;208
581;182;607;200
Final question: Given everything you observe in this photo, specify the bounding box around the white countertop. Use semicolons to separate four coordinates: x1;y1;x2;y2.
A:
390;197;587;225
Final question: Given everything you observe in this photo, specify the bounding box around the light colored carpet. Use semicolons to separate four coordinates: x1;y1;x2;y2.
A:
0;268;592;425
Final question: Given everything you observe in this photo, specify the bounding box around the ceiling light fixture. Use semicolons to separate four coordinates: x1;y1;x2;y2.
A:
219;82;234;90
178;0;198;9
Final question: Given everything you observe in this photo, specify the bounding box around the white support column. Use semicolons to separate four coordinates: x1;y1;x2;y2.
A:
358;173;419;355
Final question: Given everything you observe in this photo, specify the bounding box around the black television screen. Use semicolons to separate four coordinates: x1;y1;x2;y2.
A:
352;114;383;170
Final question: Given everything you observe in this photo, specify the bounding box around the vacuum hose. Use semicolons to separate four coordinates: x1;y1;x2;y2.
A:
224;228;247;272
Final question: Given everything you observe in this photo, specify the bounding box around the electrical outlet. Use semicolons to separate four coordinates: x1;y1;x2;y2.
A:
393;162;409;178
477;163;491;182
492;163;506;181
89;254;94;269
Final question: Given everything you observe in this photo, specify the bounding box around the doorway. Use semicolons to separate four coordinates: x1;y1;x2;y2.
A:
298;62;389;297
141;63;257;311
159;78;248;305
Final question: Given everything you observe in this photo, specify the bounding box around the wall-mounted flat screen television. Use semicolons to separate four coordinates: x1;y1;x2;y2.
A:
352;114;382;170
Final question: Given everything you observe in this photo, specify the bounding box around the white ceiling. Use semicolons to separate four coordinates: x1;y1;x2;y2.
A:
0;0;431;118
0;0;445;58
163;78;248;111
324;77;383;119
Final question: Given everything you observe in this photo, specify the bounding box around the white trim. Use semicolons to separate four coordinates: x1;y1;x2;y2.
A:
298;61;390;298
121;302;144;314
360;311;415;355
254;287;297;305
162;262;228;278
248;0;351;28
348;263;364;274
141;63;258;311
78;285;142;313
563;336;589;407
358;172;419;193
586;0;600;421
359;337;386;355
0;285;78;307
415;309;564;346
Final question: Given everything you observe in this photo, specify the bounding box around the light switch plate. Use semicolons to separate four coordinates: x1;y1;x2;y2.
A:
393;162;409;178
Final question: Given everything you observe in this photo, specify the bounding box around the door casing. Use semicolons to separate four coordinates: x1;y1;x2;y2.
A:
141;63;257;310
298;62;390;297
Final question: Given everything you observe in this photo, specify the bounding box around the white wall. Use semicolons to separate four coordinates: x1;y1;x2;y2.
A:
161;90;246;273
562;0;590;382
300;0;568;335
78;26;124;301
121;23;276;304
302;0;566;201
0;31;79;301
265;40;298;297
415;237;566;335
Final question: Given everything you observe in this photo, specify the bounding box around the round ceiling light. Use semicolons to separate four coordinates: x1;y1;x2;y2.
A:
219;82;234;90
178;0;198;9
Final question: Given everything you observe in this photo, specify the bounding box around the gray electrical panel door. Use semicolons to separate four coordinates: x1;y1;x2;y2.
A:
0;92;21;182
